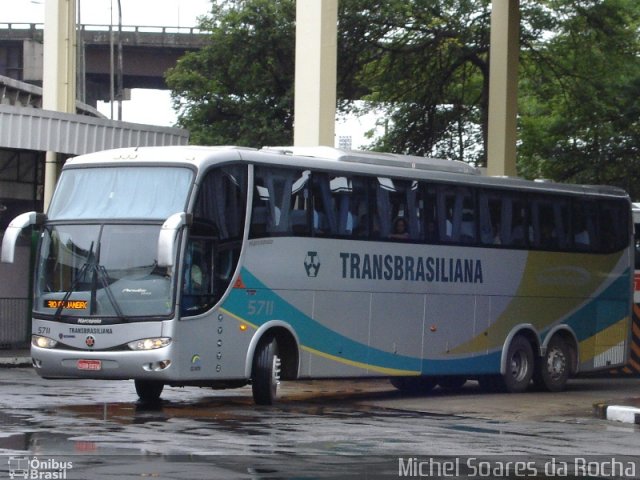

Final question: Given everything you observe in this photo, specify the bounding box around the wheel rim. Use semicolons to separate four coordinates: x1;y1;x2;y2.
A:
546;348;566;381
510;349;529;382
271;354;281;395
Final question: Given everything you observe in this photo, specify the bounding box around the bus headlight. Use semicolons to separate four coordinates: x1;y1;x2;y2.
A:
32;335;58;349
127;337;171;351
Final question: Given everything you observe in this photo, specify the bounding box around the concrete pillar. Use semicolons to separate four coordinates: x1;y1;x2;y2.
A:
487;0;519;177
43;0;76;211
294;0;338;147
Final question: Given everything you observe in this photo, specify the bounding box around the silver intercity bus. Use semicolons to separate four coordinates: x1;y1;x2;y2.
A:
1;146;633;404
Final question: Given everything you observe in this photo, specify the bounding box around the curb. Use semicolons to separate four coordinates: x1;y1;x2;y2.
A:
0;353;32;368
594;402;640;425
606;406;640;425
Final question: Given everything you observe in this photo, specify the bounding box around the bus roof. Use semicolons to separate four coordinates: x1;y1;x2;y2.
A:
63;145;629;199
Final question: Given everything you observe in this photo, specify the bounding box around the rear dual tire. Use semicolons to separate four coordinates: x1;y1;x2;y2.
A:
480;335;571;393
533;336;571;392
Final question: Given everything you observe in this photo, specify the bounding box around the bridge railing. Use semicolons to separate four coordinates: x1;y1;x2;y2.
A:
0;23;204;35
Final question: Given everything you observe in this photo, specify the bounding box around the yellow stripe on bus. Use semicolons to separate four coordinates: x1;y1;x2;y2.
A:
220;307;259;330
578;317;630;363
300;345;421;376
220;307;420;376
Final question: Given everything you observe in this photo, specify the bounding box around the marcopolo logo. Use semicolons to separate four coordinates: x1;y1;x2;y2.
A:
304;251;321;277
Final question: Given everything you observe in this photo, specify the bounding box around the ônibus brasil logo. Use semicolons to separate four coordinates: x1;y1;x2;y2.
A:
8;456;73;479
304;251;321;277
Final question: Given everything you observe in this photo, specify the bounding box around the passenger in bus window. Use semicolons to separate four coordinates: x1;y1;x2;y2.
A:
574;218;590;247
389;217;410;240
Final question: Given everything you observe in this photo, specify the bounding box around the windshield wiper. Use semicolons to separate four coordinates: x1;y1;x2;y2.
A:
51;240;128;322
53;241;94;322
95;264;128;321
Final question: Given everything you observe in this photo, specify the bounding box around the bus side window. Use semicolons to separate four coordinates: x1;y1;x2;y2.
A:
251;167;309;237
311;174;367;238
572;199;597;251
311;173;338;236
182;236;215;315
195;166;247;241
478;190;502;245
422;184;439;243
376;177;420;241
599;199;629;253
505;196;528;247
351;177;370;239
437;185;475;244
291;170;311;236
185;165;247;316
530;198;554;249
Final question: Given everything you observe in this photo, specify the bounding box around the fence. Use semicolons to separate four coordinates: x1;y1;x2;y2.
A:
0;298;29;349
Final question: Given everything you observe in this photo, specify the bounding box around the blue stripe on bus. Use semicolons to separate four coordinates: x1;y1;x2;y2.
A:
225;267;630;376
557;270;631;342
224;268;501;375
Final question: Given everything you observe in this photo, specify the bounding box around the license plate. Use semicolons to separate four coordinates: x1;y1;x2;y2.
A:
77;359;102;371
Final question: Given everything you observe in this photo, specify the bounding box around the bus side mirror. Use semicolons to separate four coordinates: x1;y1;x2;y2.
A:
157;212;192;267
1;211;45;263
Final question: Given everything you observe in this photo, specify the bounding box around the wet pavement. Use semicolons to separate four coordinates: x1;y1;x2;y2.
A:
0;368;638;479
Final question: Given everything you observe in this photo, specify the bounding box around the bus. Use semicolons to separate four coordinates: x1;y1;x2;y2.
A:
1;146;633;405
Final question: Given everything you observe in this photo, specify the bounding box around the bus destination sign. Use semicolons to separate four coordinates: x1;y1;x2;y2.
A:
44;300;89;310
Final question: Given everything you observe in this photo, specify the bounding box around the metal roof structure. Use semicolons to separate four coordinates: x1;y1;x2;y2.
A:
0;75;188;155
0;104;188;155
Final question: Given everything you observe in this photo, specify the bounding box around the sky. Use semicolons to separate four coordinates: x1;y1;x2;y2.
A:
6;0;376;148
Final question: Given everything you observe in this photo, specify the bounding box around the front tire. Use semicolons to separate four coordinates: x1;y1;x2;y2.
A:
533;336;571;392
252;336;281;405
134;379;164;403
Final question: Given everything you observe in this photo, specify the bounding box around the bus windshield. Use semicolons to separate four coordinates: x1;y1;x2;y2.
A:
35;224;175;320
47;166;193;220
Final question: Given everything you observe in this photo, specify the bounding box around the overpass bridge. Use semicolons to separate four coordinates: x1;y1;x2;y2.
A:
0;22;209;107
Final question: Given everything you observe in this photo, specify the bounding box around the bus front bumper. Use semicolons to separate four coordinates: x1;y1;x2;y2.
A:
31;345;175;380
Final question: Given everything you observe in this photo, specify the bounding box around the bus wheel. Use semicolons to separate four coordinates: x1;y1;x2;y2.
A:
390;376;437;394
252;335;281;405
134;379;164;403
503;336;534;393
533;336;570;392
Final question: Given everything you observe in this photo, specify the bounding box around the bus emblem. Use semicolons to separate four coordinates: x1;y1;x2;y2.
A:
304;251;321;277
85;336;96;348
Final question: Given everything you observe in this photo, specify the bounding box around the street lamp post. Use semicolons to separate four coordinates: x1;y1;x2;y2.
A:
117;0;123;121
109;0;124;121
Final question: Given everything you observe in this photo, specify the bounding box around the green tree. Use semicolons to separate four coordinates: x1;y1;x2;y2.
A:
169;0;640;198
352;0;492;165
166;0;296;146
518;0;640;197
